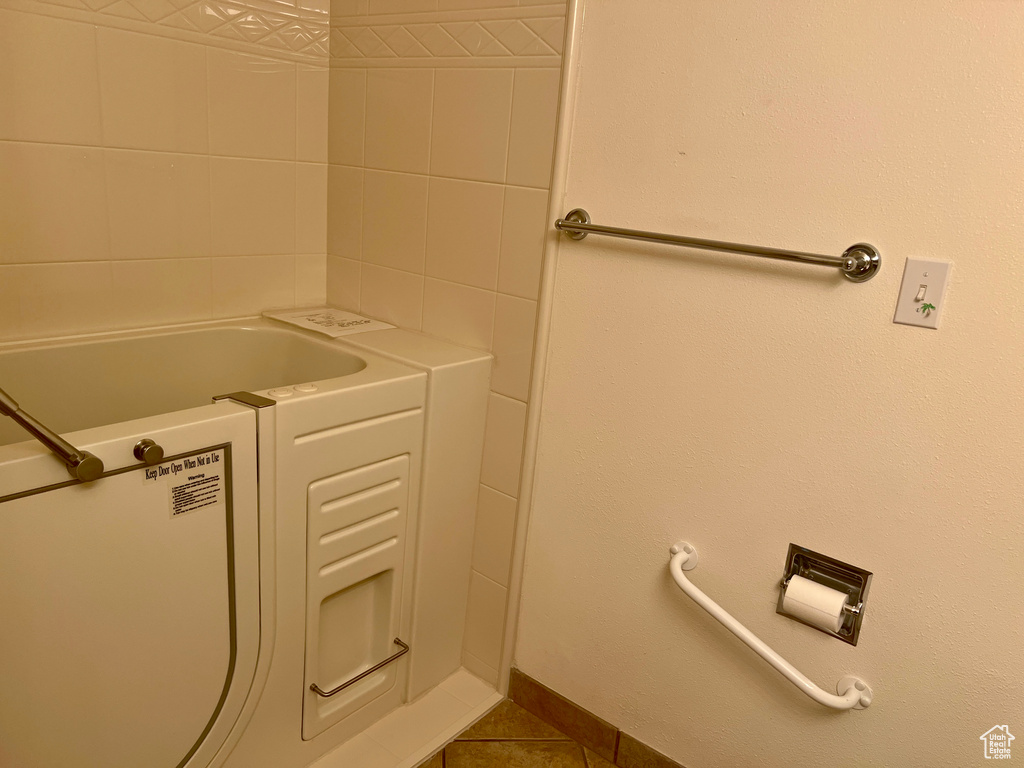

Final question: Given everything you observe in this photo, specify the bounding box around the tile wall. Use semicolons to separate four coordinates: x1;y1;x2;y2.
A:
1;0;565;689
0;0;331;341
324;0;566;684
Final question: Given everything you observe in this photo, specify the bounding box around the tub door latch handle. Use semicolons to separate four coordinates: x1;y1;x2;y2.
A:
309;638;410;698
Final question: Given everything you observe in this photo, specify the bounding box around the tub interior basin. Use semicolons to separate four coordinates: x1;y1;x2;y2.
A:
0;326;366;447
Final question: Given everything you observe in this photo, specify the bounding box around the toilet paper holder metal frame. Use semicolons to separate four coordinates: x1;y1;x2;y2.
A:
777;544;872;646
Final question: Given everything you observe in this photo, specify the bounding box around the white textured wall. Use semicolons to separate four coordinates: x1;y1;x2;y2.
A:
516;2;1024;766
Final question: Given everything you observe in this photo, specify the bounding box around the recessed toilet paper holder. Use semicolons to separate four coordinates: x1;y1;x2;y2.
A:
777;544;872;646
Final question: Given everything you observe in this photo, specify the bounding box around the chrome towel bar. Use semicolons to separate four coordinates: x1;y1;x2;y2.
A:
668;542;873;710
0;386;104;482
309;638;410;698
555;208;881;282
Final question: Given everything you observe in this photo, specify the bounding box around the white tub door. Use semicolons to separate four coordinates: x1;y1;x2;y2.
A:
0;402;261;768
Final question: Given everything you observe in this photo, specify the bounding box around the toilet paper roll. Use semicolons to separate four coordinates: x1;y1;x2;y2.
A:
782;575;849;632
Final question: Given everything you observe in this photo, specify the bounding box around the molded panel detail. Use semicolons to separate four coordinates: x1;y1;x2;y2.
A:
303;453;415;739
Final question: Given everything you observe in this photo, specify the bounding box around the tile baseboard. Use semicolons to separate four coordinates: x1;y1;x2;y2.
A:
508;668;685;768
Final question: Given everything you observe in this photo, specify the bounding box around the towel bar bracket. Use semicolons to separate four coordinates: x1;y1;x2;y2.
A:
560;208;591;240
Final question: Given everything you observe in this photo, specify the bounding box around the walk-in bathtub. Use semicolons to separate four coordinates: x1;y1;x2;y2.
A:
0;318;494;768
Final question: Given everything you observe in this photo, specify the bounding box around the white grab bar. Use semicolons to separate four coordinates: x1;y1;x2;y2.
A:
668;541;873;710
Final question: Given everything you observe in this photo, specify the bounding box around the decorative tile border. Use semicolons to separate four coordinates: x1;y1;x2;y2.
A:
27;0;329;58
330;15;563;60
5;0;567;62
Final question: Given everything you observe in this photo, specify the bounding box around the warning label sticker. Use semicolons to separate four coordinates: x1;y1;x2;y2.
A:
143;449;225;518
169;472;222;517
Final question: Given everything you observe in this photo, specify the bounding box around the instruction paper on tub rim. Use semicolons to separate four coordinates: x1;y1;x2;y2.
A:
143;448;225;519
263;307;395;337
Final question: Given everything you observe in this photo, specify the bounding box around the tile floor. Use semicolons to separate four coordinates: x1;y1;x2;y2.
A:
421;699;615;768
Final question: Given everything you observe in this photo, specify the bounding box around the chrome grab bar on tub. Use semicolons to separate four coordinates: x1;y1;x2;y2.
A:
668;542;873;710
309;638;410;698
555;208;881;283
0;386;104;482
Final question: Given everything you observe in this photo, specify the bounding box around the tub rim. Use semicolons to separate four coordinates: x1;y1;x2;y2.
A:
0;315;427;454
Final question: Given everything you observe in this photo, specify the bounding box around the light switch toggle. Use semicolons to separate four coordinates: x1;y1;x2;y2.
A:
894;258;951;330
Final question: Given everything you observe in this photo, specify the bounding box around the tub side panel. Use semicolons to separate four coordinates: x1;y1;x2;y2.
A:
408;357;491;699
223;371;428;768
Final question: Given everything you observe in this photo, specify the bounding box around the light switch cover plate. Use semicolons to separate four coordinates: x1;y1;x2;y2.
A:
893;258;951;329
